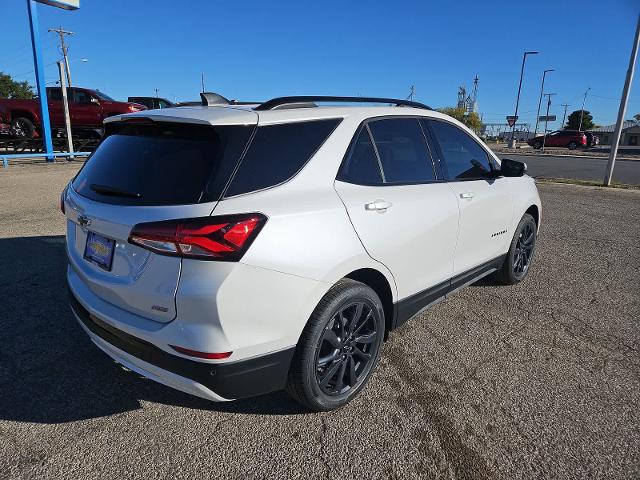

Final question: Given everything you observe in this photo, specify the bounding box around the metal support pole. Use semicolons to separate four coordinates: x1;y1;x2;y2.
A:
534;69;554;136
578;88;590;131
541;93;555;153
561;103;570;129
510;51;538;147
58;61;74;158
604;14;640;186
27;0;54;161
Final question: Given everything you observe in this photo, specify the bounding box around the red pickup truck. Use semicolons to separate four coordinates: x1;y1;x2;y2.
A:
0;87;146;138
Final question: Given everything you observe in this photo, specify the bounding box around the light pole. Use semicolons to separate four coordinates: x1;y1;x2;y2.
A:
510;50;539;147
604;14;640;186
578;87;591;131
534;69;554;136
541;93;556;152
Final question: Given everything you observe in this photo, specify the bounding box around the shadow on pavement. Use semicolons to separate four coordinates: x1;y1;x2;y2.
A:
0;235;306;424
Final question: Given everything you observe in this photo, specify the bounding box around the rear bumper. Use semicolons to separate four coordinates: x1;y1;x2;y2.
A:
69;290;295;401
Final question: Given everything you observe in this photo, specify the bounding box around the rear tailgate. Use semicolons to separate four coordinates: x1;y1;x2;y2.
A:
66;114;257;322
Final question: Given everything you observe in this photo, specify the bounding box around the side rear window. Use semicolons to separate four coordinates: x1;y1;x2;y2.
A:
427;120;492;180
224;119;341;197
367;118;436;184
72;122;253;206
337;127;383;185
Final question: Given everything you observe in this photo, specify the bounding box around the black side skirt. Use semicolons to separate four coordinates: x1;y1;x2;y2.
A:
69;292;294;400
392;255;506;329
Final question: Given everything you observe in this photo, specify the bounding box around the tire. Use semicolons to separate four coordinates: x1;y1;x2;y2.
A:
10;117;35;138
287;279;385;411
493;213;537;285
532;141;542;149
568;141;578;150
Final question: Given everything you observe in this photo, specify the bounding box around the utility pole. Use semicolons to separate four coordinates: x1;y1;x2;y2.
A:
407;85;415;101
510;51;539;147
578;87;591;131
154;88;159;98
534;69;554;136
58;60;74;158
48;26;74;86
201;73;205;93
561;103;570;129
604;14;640;186
541;93;556;153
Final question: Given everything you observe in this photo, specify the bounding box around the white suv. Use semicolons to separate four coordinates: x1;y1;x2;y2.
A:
64;95;541;411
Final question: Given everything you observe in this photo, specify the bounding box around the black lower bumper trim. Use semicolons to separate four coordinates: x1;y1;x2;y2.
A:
69;291;295;400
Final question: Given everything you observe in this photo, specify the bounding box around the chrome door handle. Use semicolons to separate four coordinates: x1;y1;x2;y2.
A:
364;200;393;211
459;192;475;199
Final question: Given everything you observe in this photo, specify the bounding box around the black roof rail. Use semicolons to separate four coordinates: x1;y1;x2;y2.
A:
254;96;432;111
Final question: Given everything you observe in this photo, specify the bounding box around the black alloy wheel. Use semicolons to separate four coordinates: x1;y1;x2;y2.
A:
287;279;385;411
513;220;535;279
493;213;537;285
315;302;378;396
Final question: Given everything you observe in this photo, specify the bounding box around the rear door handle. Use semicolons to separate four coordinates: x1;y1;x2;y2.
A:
459;192;475;199
365;200;393;212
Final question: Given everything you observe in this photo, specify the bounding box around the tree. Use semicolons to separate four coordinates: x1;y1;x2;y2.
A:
0;72;35;99
564;109;594;131
437;106;483;132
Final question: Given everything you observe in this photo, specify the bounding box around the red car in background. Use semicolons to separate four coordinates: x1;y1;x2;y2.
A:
0;87;146;138
527;130;587;150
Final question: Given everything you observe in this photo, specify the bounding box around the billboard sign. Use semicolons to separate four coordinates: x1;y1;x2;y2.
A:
36;0;79;10
538;115;557;122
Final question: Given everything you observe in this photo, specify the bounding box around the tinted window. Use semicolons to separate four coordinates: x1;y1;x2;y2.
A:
225;119;341;197
338;127;383;184
72;89;92;104
367;118;435;183
73;122;253;206
428;121;492;180
48;88;62;101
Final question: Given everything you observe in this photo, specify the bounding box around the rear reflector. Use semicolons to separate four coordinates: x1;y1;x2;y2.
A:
169;345;232;360
128;213;266;261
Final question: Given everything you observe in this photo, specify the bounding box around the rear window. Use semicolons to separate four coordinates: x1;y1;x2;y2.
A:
72;122;253;206
224;119;341;197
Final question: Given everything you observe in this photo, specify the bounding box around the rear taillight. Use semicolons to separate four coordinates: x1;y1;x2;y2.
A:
128;213;267;261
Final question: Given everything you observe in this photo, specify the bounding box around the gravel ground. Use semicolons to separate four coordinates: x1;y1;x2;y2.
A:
0;164;639;479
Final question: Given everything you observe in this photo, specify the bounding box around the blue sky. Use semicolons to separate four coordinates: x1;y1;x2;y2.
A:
2;0;639;128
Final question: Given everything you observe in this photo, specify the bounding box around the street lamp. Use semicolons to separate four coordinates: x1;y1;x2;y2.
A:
534;69;554;136
510;50;539;147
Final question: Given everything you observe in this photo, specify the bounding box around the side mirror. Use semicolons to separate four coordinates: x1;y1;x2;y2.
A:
500;158;527;177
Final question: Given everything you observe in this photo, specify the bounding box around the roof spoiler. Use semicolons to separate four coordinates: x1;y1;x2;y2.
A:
200;92;231;106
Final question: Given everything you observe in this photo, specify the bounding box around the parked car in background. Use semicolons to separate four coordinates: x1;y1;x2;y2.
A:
128;96;175;110
0;87;146;138
585;132;599;147
527;130;587;150
64;93;541;411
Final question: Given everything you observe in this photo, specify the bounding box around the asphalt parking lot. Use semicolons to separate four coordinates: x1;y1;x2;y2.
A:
1;164;639;479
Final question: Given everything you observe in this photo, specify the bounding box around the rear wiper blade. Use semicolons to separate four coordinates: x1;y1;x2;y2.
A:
90;184;142;198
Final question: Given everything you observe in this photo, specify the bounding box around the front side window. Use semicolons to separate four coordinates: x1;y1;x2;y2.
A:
71;89;92;104
48;88;62;101
427;120;493;180
367;118;436;184
225;119;341;197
